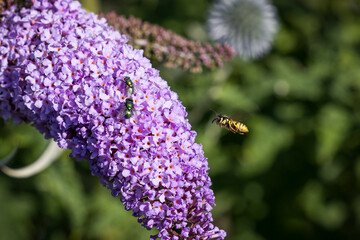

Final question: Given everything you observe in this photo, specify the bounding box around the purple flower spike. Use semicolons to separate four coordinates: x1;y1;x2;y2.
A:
0;0;226;239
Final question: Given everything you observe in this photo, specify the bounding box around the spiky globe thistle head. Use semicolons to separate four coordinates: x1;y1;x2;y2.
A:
207;0;279;60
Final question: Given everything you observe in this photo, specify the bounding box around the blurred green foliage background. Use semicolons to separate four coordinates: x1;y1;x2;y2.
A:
1;0;360;239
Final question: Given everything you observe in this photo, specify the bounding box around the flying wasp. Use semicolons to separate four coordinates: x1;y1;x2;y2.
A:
211;110;249;135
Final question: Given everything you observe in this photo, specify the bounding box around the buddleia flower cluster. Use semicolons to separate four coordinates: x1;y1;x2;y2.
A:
0;0;226;239
104;12;235;73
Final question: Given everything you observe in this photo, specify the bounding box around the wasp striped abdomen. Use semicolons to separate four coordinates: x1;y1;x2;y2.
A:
212;112;249;135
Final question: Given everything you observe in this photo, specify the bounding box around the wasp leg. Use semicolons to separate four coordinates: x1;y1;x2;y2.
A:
220;122;227;128
229;123;239;134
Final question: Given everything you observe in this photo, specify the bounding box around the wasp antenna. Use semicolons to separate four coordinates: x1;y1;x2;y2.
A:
209;109;218;115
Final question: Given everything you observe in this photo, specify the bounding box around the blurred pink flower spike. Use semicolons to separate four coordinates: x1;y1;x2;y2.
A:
104;12;235;73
